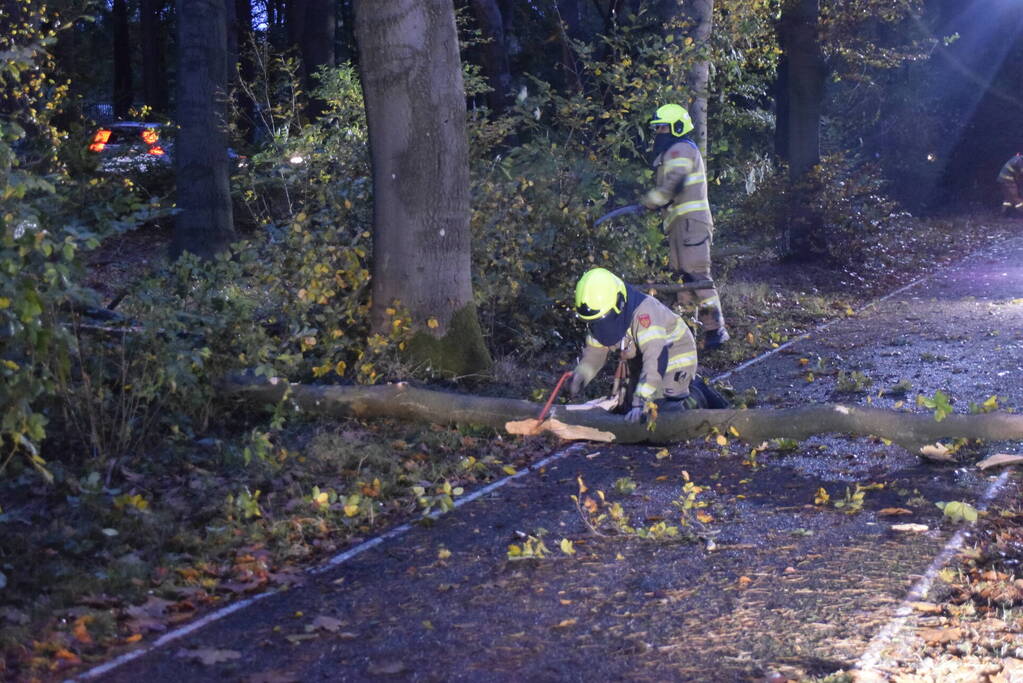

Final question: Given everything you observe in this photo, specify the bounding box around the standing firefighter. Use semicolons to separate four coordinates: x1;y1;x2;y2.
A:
568;267;725;424
640;103;729;349
997;153;1023;216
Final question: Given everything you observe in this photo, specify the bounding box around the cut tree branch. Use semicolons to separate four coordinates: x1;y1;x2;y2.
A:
223;377;1023;454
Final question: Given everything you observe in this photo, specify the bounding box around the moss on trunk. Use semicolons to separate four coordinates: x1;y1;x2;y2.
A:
406;303;492;378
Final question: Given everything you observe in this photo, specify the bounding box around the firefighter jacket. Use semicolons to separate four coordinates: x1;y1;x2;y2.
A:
998;154;1023;186
640;138;713;233
573;286;698;408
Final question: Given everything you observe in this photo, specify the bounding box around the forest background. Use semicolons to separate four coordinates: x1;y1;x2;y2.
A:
3;0;1023;676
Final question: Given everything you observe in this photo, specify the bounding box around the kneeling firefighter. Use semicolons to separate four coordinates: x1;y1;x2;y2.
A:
568;267;728;423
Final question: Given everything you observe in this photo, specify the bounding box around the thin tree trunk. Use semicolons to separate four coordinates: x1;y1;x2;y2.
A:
233;0;257;142
288;0;335;118
112;0;133;118
683;0;713;156
354;0;491;377
469;0;513;114
140;0;168;114
173;0;235;260
777;0;827;258
225;378;1023;454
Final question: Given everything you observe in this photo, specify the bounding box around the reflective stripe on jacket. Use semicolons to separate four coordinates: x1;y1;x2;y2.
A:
575;295;697;407
640;139;713;228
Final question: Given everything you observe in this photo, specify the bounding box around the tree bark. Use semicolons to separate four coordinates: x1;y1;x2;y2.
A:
354;0;491;377
776;0;827;259
173;0;236;260
224;378;1023;454
112;0;133;118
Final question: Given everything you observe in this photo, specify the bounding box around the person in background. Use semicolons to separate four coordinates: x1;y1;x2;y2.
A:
997;152;1023;216
640;103;729;349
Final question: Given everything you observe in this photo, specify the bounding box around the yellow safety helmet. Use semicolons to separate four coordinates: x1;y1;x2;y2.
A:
650;103;693;137
574;268;627;321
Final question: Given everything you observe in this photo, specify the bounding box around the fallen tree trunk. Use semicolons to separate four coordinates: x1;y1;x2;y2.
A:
223;376;1023;454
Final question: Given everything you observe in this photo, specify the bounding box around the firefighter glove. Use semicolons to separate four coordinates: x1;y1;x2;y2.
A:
624;406;645;424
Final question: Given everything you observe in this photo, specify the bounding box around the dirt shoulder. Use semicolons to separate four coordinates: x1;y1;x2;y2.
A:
80;229;1023;682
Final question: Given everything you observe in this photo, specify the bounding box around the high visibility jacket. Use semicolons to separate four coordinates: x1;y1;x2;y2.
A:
640;139;713;230
574;294;698;408
998;154;1023;185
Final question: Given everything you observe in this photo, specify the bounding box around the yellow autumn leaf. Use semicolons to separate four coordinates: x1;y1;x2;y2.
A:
334;361;347;375
696;511;714;523
715;434;728;446
729;426;740;437
746;332;755;344
437;548;451;560
343;504;360;517
502;465;517;475
427;317;439;329
655;448;670;460
0;297;9;308
559;538;575;556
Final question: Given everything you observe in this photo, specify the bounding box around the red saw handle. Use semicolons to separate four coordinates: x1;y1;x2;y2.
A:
536;371;574;423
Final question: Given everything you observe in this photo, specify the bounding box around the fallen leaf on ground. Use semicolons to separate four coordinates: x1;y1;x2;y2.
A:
976;453;1023;470
878;507;913;516
310;615;343;633
917;627;962;645
553;618;577;628
910;602;942;614
891;523;929;533
176;647;242;665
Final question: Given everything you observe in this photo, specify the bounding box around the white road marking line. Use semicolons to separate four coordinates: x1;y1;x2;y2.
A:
855;470;1012;673
70;442;587;681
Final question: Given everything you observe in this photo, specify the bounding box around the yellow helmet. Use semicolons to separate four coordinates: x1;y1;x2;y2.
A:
650;103;693;137
574;268;627;321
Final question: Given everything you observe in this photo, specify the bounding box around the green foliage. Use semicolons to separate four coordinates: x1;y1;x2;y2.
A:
937;500;979;524
917;390;953;422
835;370;873;393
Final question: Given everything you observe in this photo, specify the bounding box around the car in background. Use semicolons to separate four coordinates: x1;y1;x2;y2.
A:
88;121;247;175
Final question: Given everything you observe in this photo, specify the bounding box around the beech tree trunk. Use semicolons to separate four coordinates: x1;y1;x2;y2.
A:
683;0;713;156
173;0;235;260
288;0;335;118
224;378;1023;454
354;0;491;377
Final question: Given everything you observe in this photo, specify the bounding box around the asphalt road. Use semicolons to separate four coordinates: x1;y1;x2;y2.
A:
76;235;1023;682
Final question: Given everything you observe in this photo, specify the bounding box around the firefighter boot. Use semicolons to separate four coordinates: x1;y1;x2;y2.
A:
703;327;730;350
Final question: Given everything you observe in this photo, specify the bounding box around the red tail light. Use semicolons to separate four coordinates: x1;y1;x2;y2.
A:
89;129;111;152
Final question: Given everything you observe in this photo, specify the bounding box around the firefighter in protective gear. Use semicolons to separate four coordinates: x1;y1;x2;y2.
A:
997;153;1023;216
640;103;729;349
568;267;700;424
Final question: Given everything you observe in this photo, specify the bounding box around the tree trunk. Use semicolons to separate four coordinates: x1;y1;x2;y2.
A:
354;0;492;377
232;0;257;142
468;0;513;115
288;0;336;118
112;0;133;118
683;0;713;156
173;0;236;260
140;0;168;114
776;0;827;259
225;378;1023;454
